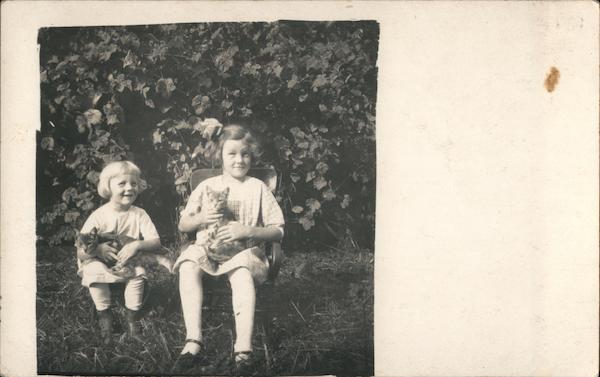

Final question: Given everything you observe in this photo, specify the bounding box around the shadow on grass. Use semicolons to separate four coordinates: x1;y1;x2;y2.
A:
37;245;373;376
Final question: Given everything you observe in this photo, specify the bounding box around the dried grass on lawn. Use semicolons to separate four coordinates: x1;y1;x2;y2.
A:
37;245;373;376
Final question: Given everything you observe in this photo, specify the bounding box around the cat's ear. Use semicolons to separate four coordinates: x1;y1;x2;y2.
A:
222;187;230;196
206;186;213;195
90;227;98;236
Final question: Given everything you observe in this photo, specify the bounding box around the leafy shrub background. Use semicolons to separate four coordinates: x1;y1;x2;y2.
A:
37;21;378;250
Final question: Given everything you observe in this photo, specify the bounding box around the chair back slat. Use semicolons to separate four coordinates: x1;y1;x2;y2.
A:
190;168;277;193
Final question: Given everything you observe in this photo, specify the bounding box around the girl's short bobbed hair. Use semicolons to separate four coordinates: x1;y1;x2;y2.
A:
97;161;142;199
215;124;261;166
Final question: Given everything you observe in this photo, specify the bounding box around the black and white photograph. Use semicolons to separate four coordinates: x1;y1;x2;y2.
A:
2;2;599;377
35;21;378;376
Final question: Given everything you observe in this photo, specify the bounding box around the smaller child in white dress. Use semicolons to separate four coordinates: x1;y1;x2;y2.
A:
76;161;161;344
171;124;285;373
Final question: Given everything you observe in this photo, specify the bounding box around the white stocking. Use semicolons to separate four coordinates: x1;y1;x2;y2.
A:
124;277;145;311
179;261;204;354
89;283;111;311
228;267;256;353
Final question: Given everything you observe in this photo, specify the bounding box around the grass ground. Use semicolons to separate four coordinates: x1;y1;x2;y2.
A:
37;244;374;376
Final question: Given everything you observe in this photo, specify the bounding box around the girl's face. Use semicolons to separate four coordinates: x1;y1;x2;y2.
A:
222;139;251;180
108;173;139;209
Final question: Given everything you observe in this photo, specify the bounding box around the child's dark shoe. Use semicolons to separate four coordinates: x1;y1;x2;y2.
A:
125;308;143;340
96;309;113;345
171;339;210;374
234;351;254;376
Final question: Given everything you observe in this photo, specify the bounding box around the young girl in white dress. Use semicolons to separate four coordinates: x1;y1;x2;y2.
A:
171;124;285;372
76;161;161;343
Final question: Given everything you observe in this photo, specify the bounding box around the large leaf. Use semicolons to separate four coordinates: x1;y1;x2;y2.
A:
84;109;102;125
214;45;239;73
192;95;211;115
313;176;328;190
61;187;78;203
152;130;163;144
312;74;328;89
64;211;80;223
306;198;321;213
156;78;176;99
40;137;54;150
299;215;315;231
122;50;137;68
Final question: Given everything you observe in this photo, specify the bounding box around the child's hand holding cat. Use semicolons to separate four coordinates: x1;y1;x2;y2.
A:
215;223;251;243
116;241;140;266
196;207;223;224
96;242;119;264
179;207;222;232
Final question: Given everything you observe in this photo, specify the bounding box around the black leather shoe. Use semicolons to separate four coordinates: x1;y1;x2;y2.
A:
171;339;209;374
234;351;254;376
125;308;143;340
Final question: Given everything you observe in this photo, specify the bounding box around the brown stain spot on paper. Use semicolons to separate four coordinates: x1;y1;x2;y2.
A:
544;66;560;92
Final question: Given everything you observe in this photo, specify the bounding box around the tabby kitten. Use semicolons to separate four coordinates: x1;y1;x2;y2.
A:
193;186;246;263
75;227;172;278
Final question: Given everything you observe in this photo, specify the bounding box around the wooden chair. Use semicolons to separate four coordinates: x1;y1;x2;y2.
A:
188;167;284;281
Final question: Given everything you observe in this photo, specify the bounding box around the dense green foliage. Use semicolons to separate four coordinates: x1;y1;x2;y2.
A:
37;22;378;249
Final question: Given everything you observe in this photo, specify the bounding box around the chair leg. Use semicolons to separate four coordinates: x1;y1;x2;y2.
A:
262;337;272;376
164;277;181;316
258;307;272;376
258;281;276;375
